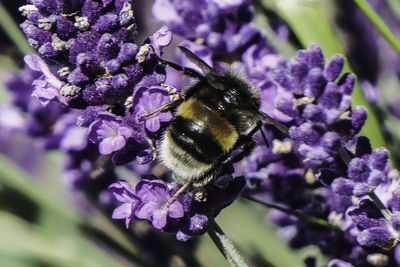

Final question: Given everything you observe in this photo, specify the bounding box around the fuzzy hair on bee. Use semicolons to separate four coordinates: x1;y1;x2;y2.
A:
142;46;287;189
159;71;260;184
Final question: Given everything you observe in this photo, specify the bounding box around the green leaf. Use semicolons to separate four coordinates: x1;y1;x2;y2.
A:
353;0;400;55
260;0;386;149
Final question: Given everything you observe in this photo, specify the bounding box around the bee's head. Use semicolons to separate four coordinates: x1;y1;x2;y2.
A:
220;72;260;108
216;72;261;131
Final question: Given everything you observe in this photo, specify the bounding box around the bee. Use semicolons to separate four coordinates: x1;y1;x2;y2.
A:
140;46;287;200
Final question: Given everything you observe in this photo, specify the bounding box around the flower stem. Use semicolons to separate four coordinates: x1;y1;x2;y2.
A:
353;0;400;55
207;218;249;267
243;195;345;232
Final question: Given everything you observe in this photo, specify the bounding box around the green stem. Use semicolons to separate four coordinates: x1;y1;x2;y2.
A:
207;218;249;267
353;0;400;55
243;195;344;232
0;3;34;55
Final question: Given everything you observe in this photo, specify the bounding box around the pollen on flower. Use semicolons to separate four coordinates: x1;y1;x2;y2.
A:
74;16;90;30
18;5;38;16
60;84;80;97
135;44;152;63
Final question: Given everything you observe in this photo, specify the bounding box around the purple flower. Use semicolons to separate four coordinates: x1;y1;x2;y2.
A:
88;113;133;155
110;179;185;230
109;180;140;228
344;162;400;250
55;112;88;152
135;180;184;229
132;86;173;132
149;26;173;57
109;175;245;239
2;66;41;111
348;199;397;248
24;53;67;106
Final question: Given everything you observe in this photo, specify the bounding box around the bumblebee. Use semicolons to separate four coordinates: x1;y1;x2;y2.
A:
141;46;286;192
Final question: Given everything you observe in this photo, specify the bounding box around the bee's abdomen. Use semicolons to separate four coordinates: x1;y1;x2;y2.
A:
169;116;223;164
175;98;239;160
159;98;239;182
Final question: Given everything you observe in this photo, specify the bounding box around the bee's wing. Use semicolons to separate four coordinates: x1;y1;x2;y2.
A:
178;46;225;89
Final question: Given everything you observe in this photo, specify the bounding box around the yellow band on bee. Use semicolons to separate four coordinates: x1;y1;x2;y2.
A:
177;98;239;151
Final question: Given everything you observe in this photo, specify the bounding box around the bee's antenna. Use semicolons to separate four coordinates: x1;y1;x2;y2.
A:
178;46;226;90
258;111;289;134
148;45;204;79
178;46;218;76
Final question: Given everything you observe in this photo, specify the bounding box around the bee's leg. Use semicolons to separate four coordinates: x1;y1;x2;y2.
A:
164;181;192;214
225;120;267;164
146;137;157;160
225;138;257;164
138;97;184;121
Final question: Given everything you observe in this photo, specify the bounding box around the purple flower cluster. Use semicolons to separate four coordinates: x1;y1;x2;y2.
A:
110;175;245;241
273;43;367;168
328;137;400;249
19;0;177;169
2;64;116;192
258;134;400;265
332;137;390;198
3;65;67;143
19;0;174;109
152;0;258;55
